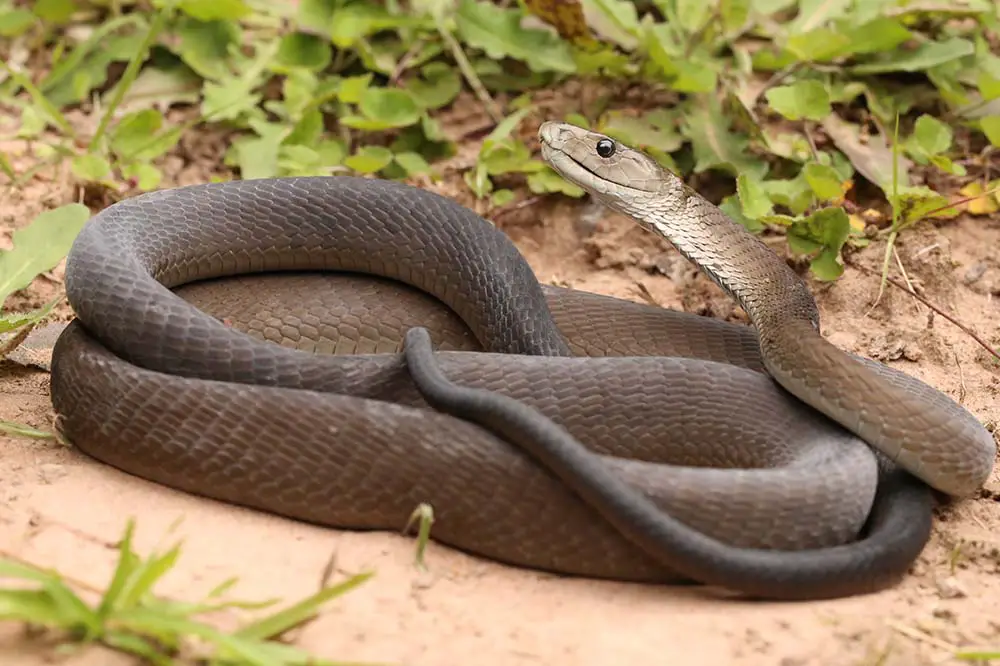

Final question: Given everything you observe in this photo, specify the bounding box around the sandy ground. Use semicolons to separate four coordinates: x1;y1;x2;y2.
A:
1;106;999;666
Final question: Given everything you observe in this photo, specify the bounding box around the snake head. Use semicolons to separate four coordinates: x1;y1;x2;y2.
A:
538;121;678;222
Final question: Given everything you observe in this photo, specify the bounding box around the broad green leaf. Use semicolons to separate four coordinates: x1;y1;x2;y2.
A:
296;0;337;32
736;174;773;219
274;32;331;72
405;63;461;110
110;109;182;161
456;0;576;73
32;0;75;23
980;116;1000;147
894;186;960;227
394;151;431;176
720;195;763;233
803;162;843;201
337;74;373;104
839;17;911;56
343;87;422;130
174;17;239;81
584;0;640;49
201;78;261;122
0;204;90;306
670;60;718;93
911;114;952;156
345;146;394;174
676;0;712;33
763;176;814;215
787;0;850;33
329;2;420;48
0;9;34;36
527;167;585;197
232;123;287;180
685;98;767;179
720;0;751;34
788;207;851;281
785;28;852;62
851;37;975;75
71;154;112;182
121;163;163;191
601;110;683;154
765;80;831;121
178;0;250;21
491;189;516;206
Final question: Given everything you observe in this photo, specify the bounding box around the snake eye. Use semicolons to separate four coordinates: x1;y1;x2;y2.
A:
596;138;616;158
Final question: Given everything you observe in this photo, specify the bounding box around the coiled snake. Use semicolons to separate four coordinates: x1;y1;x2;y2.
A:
48;122;996;600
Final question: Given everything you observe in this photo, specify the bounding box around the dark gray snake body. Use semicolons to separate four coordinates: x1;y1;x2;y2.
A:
47;124;995;601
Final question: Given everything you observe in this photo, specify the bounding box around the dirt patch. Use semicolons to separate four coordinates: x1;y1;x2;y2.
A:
1;115;999;665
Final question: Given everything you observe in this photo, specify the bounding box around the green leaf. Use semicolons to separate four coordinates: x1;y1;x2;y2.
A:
274;32;332;72
0;203;89;307
785;28;852;62
349;87;423;130
788;207;851;281
345;146;394;174
527;167;585;197
787;0;850;33
893;186;960;228
394;151;432;176
0;420;55;438
765;80;831;121
980;116;1000;147
685;97;768;179
110;110;182;162
405;63;461;110
908;114;952;159
736;174;773;219
803;162;844;201
32;0;76;23
235;572;373;641
178;0;250;21
230;122;288;180
296;0;337;32
839;18;911;56
121;163;163;191
763;176;814;215
337;74;373;104
851;37;975;75
71;154;112;183
601;110;683;154
491;189;516;206
0;9;35;36
328;2;420;48
456;0;576;73
174;17;240;81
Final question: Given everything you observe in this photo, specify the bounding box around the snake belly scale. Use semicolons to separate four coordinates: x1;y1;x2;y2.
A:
47;123;996;601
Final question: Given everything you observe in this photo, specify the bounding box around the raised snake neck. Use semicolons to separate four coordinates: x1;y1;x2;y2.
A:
44;127;992;601
538;121;996;498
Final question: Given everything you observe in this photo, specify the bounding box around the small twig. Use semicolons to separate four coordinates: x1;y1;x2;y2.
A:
956;352;967;405
846;256;1000;363
891;246;921;314
754;62;802;103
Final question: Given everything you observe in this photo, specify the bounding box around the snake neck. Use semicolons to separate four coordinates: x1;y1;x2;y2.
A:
624;186;821;335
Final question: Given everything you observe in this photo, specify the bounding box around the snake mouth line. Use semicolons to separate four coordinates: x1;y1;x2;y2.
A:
540;140;656;196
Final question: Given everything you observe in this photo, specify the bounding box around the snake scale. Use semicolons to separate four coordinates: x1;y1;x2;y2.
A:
47;122;996;601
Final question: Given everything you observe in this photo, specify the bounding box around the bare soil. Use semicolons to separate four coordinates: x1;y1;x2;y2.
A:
1;100;999;665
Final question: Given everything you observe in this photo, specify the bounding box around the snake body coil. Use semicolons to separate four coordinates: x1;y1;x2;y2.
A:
47;124;995;601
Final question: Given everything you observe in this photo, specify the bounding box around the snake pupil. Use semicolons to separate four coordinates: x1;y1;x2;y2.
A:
596;139;615;158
